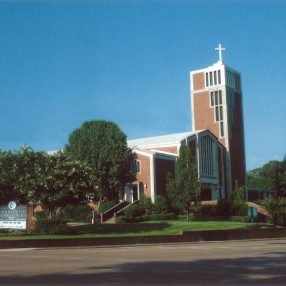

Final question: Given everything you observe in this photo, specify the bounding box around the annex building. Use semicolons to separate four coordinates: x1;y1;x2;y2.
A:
125;45;246;203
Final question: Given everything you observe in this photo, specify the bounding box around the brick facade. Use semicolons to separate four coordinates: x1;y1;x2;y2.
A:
146;146;178;155
133;153;152;199
193;72;205;91
193;91;225;146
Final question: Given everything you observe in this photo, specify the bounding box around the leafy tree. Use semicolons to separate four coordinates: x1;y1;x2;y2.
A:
153;195;168;214
66;120;134;202
13;147;97;218
231;180;248;216
262;197;286;225
0;149;28;204
166;146;201;221
247;155;286;197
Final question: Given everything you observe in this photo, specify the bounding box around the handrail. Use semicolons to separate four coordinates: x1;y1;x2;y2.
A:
115;200;139;218
101;201;130;223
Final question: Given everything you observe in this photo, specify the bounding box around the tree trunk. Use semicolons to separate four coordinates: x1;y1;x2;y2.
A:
187;210;189;222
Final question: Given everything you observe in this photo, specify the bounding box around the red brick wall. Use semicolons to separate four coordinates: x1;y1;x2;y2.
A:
146;146;178;155
134;153;152;199
193;91;225;146
193;72;205;90
26;204;36;230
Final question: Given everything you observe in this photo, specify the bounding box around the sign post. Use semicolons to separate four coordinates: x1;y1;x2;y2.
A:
247;207;257;224
0;201;27;229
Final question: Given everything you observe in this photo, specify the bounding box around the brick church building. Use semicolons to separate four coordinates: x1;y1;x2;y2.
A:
124;45;246;203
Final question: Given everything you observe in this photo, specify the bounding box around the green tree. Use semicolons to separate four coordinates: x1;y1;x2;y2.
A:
153;195;168;214
14;147;97;218
66;120;134;202
247;156;286;197
262;197;286;225
0;149;28;204
166;146;201;221
231;180;248;216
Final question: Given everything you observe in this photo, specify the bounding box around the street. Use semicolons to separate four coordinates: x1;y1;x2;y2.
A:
0;239;286;285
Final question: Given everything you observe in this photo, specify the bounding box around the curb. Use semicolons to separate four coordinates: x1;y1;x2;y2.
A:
1;228;286;249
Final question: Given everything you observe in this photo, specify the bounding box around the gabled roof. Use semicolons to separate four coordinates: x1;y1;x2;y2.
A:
127;130;205;148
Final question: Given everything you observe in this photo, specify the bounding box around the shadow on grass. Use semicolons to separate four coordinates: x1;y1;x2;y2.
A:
73;222;171;235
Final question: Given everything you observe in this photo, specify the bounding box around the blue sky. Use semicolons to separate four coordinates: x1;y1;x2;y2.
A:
0;0;285;171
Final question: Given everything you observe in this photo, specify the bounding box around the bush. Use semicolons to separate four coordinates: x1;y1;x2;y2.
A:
149;213;177;221
124;204;145;217
217;199;232;218
231;200;248;216
263;197;286;225
198;204;217;217
34;211;48;220
99;201;117;214
116;216;128;223
60;205;94;222
138;195;152;210
116;216;144;223
153;195;168;214
0;229;32;235
35;218;75;235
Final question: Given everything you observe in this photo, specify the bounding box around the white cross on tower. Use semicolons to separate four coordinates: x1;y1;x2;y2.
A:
215;44;226;63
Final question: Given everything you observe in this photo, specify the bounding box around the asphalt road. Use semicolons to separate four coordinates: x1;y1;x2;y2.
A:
0;239;286;286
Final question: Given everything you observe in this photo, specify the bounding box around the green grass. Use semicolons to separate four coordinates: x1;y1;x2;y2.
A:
0;219;275;239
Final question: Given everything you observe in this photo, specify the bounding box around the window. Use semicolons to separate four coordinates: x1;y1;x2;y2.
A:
226;70;235;88
131;160;140;173
215;107;219;122
200;136;214;176
205;73;209;87
220;122;224;137
210;92;214;106
214;71;217;85
220;106;223;120
205;70;221;88
210;89;224;137
219;90;222;104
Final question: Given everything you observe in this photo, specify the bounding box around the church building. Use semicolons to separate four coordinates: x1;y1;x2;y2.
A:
125;45;246;203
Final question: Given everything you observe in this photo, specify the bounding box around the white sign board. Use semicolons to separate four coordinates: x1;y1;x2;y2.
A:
0;202;27;229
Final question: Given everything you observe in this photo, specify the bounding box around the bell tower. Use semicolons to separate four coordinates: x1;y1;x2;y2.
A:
190;44;246;197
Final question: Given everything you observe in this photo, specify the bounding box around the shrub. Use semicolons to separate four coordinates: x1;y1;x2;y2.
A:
262;197;286;225
153;195;168;214
149;213;177;221
99;201;117;214
124;204;145;217
34;211;48;220
60;205;93;222
35;218;75;235
231;200;248;216
138;195;152;210
116;216;128;223
217;199;232;218
199;204;217;217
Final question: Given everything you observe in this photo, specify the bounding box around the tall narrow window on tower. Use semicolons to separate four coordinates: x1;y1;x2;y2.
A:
210;90;224;137
205;70;222;88
200;136;214;176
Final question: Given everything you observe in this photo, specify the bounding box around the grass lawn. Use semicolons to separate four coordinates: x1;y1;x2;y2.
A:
0;218;275;239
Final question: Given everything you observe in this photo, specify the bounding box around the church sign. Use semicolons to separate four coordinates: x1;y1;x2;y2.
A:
0;201;27;229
